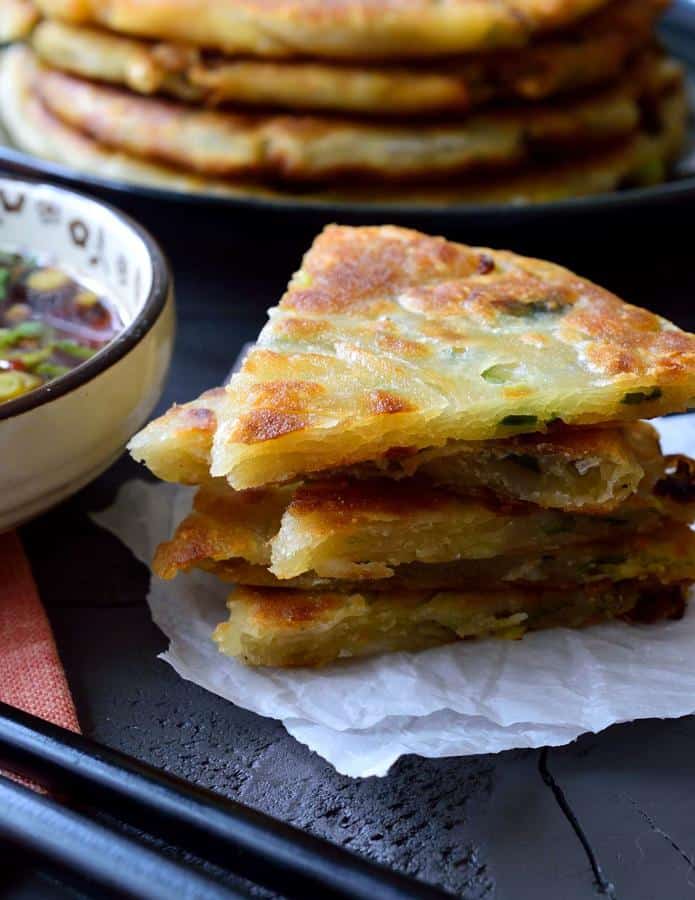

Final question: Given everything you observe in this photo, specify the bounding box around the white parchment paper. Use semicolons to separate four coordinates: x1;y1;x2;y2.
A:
92;416;695;777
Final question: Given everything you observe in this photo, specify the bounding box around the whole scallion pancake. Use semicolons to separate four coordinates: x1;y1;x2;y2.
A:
33;0;612;60
31;0;665;115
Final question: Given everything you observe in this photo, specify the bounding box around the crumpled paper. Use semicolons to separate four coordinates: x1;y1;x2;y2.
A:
92;415;695;777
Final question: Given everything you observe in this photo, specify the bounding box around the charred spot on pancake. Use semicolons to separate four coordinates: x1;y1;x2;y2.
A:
248;378;325;411
477;253;495;275
233;408;307;444
178;405;216;433
375;331;429;358
654;455;695;504
384;446;418;459
289;477;453;519
367;389;413;415
246;588;343;626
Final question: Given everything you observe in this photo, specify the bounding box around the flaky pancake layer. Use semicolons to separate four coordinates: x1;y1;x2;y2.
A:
213;580;688;667
200;524;695;592
153;452;695;581
31;0;665;115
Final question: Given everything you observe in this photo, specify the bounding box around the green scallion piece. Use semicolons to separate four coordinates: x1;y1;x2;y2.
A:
0;268;9;301
13;321;44;340
481;363;517;384
620;387;662;405
500;414;538;427
35;362;71;379
54;340;95;360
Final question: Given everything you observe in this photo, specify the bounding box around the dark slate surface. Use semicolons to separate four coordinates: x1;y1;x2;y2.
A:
6;196;695;900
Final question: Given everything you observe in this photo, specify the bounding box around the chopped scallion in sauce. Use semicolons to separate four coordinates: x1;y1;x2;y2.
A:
0;252;121;403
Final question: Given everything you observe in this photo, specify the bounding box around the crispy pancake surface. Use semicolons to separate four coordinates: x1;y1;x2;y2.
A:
130;224;695;490
33;0;611;60
2;47;684;207
33;54;673;182
213;580;688;666
32;0;665;115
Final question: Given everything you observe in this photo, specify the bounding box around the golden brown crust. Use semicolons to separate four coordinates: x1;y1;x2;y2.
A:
31;0;666;115
33;0;612;60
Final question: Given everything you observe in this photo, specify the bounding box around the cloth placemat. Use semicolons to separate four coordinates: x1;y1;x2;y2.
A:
0;530;79;732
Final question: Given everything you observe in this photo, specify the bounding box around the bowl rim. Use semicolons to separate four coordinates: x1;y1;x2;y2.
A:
0;174;172;422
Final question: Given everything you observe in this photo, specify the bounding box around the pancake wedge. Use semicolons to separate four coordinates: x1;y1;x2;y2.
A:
33;53;673;182
330;421;662;513
31;0;665;115
159;509;695;592
2;46;685;207
198;523;695;592
153;454;695;581
33;0;611;60
129;226;695;490
213;580;688;667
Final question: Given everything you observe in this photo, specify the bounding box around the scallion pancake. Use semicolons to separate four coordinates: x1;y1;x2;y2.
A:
33;0;612;60
152;452;695;580
199;523;695;592
213;579;688;666
129;222;695;490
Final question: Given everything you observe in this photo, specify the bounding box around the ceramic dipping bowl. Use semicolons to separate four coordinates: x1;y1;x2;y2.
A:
0;176;174;530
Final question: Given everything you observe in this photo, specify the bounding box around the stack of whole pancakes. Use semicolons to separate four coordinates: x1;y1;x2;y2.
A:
129;225;695;667
0;0;687;203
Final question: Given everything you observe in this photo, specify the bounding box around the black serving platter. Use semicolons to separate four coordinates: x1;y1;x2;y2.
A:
1;1;695;225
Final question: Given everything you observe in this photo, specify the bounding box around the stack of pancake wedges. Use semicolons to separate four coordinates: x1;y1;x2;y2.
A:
129;225;695;667
0;0;688;203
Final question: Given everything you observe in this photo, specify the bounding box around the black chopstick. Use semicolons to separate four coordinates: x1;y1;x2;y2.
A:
0;702;451;900
0;773;249;900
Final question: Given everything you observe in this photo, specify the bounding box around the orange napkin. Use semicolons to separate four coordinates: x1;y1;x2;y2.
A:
0;531;79;732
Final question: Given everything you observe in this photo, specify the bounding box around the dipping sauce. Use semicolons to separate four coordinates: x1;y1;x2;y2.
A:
0;251;122;402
